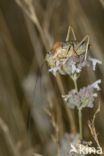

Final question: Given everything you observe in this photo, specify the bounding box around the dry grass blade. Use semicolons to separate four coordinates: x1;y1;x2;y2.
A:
0;118;21;156
99;0;104;7
15;0;50;50
88;103;101;147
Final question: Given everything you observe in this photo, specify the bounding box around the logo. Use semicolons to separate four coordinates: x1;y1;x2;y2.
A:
70;143;102;155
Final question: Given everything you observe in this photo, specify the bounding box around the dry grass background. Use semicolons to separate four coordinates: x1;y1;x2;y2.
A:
0;0;104;155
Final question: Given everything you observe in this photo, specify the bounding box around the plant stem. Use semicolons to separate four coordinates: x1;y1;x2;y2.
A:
78;108;83;140
72;74;83;140
73;77;78;92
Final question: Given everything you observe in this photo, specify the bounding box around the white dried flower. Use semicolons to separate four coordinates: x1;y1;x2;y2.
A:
90;79;101;91
88;57;102;71
49;66;60;76
48;54;90;76
62;80;101;109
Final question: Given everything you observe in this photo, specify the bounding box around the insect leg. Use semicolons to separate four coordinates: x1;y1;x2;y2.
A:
76;35;90;60
66;26;77;42
84;35;90;60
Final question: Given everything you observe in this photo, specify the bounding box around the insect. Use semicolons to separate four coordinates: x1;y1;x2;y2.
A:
34;26;90;93
46;26;90;69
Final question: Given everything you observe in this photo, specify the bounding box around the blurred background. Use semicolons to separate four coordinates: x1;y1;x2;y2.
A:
0;0;104;155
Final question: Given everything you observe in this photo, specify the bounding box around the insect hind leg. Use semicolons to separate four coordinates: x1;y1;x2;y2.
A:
84;35;90;60
76;35;90;60
66;26;77;42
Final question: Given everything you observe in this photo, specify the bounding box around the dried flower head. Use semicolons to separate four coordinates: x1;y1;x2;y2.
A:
62;80;101;109
47;54;102;77
88;57;102;71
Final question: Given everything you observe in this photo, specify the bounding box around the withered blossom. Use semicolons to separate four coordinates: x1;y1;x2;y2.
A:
62;80;101;109
88;57;102;71
48;54;102;76
48;54;87;76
